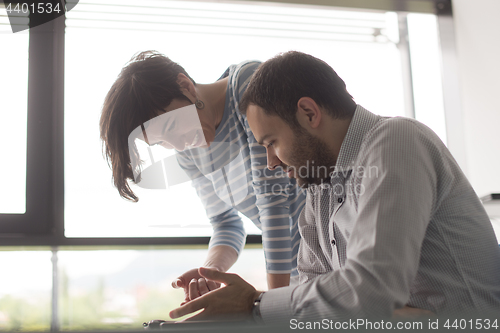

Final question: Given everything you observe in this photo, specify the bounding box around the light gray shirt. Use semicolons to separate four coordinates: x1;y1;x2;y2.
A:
260;105;500;322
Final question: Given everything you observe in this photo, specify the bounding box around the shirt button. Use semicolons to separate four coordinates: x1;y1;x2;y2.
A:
338;198;343;203
331;239;336;246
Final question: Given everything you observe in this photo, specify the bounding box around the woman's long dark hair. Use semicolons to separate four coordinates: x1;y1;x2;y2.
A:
99;51;195;201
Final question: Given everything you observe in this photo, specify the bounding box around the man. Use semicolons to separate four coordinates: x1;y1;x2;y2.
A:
169;51;500;322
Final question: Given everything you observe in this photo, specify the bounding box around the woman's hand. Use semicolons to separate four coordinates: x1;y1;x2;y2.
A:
172;267;222;305
172;245;238;305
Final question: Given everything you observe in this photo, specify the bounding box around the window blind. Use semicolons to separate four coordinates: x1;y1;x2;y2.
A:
65;0;396;43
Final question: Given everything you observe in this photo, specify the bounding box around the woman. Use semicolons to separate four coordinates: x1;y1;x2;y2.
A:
99;51;305;304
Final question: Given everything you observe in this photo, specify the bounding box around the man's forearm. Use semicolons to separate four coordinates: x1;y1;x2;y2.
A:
267;273;290;289
203;245;239;272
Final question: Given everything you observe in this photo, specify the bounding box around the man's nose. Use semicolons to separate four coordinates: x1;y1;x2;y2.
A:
267;148;281;170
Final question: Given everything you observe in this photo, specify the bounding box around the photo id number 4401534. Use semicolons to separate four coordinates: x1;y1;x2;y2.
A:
6;2;63;14
443;318;498;330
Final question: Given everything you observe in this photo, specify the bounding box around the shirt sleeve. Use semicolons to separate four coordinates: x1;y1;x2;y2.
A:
234;61;296;274
176;152;246;255
260;118;439;322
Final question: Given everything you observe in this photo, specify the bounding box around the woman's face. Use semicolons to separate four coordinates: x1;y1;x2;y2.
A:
143;98;215;151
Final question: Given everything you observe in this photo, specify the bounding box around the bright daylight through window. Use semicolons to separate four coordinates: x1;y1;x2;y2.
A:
64;0;444;238
0;6;28;214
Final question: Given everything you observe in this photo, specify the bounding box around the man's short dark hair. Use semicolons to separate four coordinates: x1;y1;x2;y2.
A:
240;51;356;128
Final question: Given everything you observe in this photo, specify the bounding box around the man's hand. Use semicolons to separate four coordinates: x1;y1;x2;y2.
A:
172;268;221;305
170;267;262;321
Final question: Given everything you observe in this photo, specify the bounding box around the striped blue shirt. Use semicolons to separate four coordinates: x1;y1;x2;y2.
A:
176;61;306;275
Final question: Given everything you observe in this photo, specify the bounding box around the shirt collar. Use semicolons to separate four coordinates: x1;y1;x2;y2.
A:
332;105;381;174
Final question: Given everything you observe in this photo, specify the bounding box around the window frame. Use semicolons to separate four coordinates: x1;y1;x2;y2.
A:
0;8;62;237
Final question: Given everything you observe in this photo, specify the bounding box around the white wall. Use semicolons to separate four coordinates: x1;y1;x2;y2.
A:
453;0;500;197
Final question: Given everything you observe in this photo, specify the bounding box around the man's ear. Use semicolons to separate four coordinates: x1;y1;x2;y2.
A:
297;97;321;129
176;73;197;102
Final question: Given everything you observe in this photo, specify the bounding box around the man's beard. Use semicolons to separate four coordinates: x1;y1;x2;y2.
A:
284;129;336;188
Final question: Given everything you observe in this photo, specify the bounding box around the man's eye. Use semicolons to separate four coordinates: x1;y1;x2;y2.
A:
267;142;273;148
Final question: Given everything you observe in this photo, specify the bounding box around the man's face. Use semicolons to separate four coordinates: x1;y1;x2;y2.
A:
247;105;335;188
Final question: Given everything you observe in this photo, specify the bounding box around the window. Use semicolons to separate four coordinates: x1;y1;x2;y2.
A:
0;0;447;241
0;7;29;215
0;246;266;331
0;249;52;331
64;0;443;238
407;13;446;144
0;4;62;235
